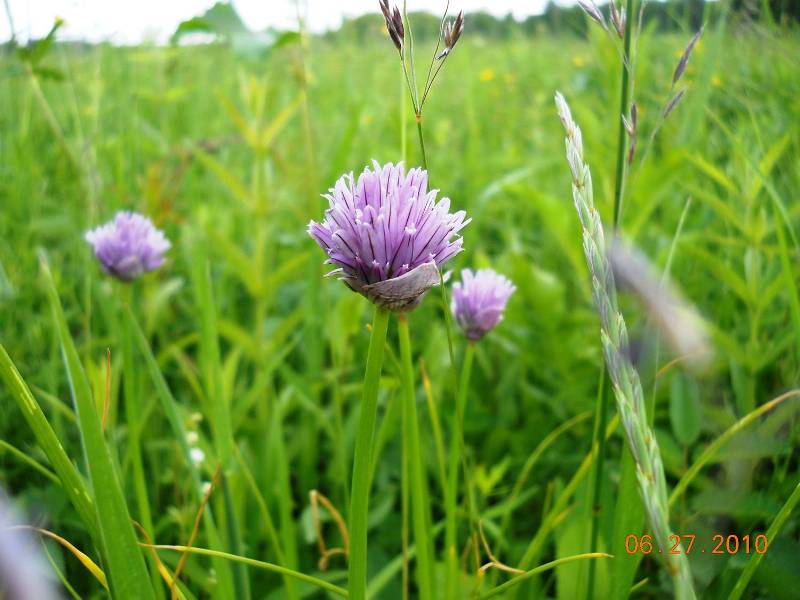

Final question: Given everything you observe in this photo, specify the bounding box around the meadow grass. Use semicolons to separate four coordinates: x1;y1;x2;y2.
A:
1;15;800;599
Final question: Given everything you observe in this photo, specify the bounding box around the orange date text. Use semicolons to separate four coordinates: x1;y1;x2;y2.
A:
624;533;768;555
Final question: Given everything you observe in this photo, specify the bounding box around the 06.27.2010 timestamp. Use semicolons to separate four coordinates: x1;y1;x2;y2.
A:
624;533;768;555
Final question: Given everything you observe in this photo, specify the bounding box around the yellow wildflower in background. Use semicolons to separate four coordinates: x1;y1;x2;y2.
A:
479;68;495;82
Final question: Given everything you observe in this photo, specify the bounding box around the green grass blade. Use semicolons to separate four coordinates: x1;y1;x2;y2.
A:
0;344;100;545
0;438;60;484
728;482;800;600
669;390;800;506
148;545;348;598
478;553;612;599
188;243;246;598
43;262;155;600
125;306;237;599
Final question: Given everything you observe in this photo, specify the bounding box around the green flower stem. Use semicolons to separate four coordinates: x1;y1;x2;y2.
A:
445;341;475;600
348;306;391;600
397;315;434;600
118;284;160;595
416;115;428;171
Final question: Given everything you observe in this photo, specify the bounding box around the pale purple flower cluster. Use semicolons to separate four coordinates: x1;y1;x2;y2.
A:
451;268;516;340
85;211;170;281
308;161;470;311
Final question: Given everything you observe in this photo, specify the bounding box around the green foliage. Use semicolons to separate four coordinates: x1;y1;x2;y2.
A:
0;12;799;600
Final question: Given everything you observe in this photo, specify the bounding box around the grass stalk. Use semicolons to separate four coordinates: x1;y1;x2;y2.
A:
612;0;636;227
583;370;608;598
556;93;695;599
397;315;434;600
125;308;236;598
118;284;160;595
347;306;390;600
445;341;474;600
415;116;428;170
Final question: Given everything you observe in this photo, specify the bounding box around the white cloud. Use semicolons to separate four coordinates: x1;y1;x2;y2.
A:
3;0;560;44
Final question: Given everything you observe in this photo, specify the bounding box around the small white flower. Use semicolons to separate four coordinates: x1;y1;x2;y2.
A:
190;448;205;465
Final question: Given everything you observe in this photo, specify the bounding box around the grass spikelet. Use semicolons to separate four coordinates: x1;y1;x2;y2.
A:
555;91;696;600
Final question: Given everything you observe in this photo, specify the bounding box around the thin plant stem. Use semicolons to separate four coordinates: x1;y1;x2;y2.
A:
118;284;161;595
584;370;608;599
397;315;434;600
612;0;637;227
445;342;474;600
416;116;428;170
403;1;420;110
422;0;449;93
399;52;411;600
348;307;390;600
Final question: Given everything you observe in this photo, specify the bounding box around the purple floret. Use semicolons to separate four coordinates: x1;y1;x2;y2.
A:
85;211;171;281
452;268;516;341
308;161;470;311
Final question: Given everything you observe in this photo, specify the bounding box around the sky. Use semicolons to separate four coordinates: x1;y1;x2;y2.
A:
2;1;570;45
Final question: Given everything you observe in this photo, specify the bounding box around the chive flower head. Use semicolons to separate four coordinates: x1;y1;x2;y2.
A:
85;211;170;281
452;268;515;340
308;161;469;311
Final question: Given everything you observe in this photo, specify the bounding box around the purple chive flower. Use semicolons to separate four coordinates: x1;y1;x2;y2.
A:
85;211;171;281
308;161;470;311
452;268;516;341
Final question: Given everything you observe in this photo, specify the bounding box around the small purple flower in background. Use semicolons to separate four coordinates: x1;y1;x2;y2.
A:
85;211;171;281
452;268;516;341
308;161;470;312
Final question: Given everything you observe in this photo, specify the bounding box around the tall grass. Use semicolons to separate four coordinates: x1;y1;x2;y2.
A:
1;7;799;599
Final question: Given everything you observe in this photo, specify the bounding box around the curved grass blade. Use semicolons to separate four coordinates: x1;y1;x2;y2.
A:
0;344;100;546
497;411;592;544
478;553;612;599
43;261;155;600
15;525;108;590
669;389;800;506
0;438;60;485
728;482;800;600
146;545;349;598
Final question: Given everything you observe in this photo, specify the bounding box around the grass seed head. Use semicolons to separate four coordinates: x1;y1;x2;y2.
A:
577;0;607;30
438;10;464;60
379;0;404;52
673;28;703;85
